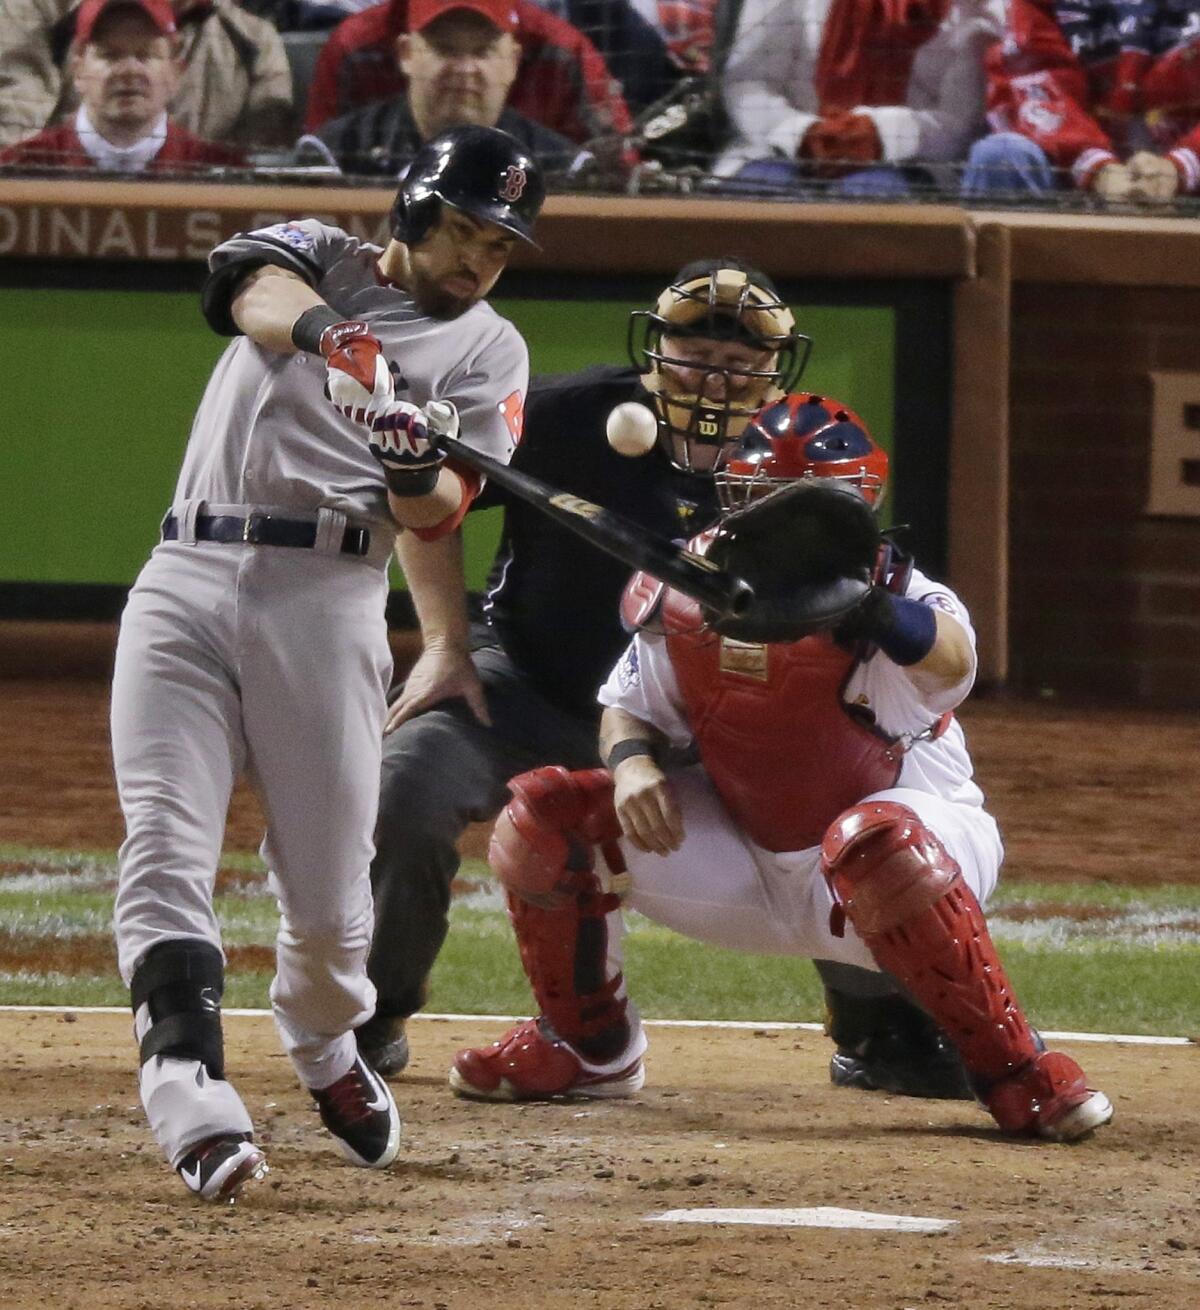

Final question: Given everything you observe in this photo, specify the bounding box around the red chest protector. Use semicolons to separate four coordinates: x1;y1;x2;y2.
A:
622;568;903;853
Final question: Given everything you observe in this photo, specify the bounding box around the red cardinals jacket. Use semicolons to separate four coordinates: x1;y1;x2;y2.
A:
986;0;1200;189
1;119;246;172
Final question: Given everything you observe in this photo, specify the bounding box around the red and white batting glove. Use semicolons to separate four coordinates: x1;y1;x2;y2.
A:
368;398;459;495
320;320;394;424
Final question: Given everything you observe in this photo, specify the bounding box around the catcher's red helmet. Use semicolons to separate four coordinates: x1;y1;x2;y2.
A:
716;393;888;512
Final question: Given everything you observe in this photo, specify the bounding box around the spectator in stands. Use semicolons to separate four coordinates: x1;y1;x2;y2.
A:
1;0;245;171
0;0;293;151
963;0;1200;203
310;0;592;177
302;0;634;144
710;0;1004;197
628;0;718;73
532;1;680;112
239;0;379;32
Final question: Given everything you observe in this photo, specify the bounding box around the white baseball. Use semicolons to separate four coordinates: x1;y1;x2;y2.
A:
605;402;658;457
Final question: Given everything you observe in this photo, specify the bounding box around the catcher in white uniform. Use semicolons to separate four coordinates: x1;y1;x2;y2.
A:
449;392;1114;1144
109;125;544;1202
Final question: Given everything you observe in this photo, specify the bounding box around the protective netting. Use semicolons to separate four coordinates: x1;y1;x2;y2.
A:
3;0;1200;214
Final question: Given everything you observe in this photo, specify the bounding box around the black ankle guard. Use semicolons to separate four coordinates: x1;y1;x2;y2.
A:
130;940;227;1079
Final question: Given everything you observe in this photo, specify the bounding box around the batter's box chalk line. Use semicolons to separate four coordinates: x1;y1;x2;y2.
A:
643;1207;956;1233
0;1006;1193;1046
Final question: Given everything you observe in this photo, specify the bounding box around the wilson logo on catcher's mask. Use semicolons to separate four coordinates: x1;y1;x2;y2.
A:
628;264;811;475
500;166;528;202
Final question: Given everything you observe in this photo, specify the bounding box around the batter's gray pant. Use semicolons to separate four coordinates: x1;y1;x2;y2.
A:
368;644;600;1018
112;536;393;1090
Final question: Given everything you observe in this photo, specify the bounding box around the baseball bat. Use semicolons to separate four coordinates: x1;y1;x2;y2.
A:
431;433;754;620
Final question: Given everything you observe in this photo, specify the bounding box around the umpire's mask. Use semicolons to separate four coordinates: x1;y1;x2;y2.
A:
628;260;810;474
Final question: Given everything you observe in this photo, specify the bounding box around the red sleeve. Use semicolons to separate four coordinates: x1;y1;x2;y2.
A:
304;16;356;131
508;0;633;143
160;125;247;168
0;126;85;169
1141;37;1200;114
409;465;482;542
304;4;409;130
986;0;1114;181
1167;118;1200;193
0;133;48;166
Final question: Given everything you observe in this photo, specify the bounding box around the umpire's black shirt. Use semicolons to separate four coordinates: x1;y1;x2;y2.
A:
475;364;719;720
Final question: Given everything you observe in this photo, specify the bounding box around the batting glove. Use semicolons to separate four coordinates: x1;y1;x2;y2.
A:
368;399;458;496
321;320;394;425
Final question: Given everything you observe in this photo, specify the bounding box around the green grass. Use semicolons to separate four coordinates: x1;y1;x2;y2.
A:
1;846;1197;1036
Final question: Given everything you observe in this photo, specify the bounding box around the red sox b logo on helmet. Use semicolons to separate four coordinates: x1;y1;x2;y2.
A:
500;165;527;202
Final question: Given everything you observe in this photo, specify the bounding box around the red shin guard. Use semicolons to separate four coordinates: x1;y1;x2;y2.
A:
490;767;630;1051
821;802;1040;1089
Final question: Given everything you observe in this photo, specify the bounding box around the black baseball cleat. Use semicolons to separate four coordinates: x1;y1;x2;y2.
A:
824;989;975;1101
355;1014;410;1078
311;1056;402;1167
176;1132;268;1202
829;1041;975;1100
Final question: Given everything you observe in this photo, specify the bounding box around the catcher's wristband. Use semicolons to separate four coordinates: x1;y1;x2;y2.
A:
874;594;938;667
605;739;656;770
383;462;442;497
291;304;351;354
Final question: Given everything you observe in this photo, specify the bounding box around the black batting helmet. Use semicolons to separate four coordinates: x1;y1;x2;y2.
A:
391;125;545;247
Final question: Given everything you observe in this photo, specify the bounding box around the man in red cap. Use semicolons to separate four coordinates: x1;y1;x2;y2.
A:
310;0;590;179
0;0;244;172
302;0;631;146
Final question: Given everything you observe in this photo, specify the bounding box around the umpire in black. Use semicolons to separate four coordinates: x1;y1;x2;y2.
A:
357;258;971;1103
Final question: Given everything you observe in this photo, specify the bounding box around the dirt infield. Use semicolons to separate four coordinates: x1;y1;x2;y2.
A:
0;1010;1195;1310
4;651;1199;883
2;628;1199;1307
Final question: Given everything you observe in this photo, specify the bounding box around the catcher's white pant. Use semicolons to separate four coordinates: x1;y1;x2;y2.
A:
612;765;1004;972
111;529;392;1160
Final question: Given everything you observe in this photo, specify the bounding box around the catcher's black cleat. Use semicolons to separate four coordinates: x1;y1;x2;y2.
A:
355;1014;411;1078
829;1043;975;1100
311;1056;402;1167
824;989;974;1101
176;1132;268;1203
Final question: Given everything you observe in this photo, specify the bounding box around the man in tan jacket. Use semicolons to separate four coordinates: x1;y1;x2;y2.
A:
0;0;293;149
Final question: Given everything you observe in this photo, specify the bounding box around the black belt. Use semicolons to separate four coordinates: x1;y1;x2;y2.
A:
161;512;370;557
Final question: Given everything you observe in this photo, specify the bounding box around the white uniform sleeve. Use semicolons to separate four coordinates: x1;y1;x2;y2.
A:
715;0;821;175
852;0;1004;163
845;569;977;739
597;631;695;750
440;315;529;466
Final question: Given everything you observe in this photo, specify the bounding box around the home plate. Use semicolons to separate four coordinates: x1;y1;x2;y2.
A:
644;1207;956;1233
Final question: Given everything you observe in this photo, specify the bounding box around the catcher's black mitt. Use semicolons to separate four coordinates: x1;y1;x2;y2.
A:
704;479;880;643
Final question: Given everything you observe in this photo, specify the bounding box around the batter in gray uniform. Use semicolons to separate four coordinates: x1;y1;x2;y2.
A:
109;125;545;1203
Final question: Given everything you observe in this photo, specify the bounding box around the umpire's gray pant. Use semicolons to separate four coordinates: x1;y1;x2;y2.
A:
368;644;600;1018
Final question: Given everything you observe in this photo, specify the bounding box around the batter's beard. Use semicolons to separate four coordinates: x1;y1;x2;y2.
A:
409;266;476;320
417;287;474;320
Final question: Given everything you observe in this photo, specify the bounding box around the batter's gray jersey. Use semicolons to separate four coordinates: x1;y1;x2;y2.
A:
178;219;530;532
